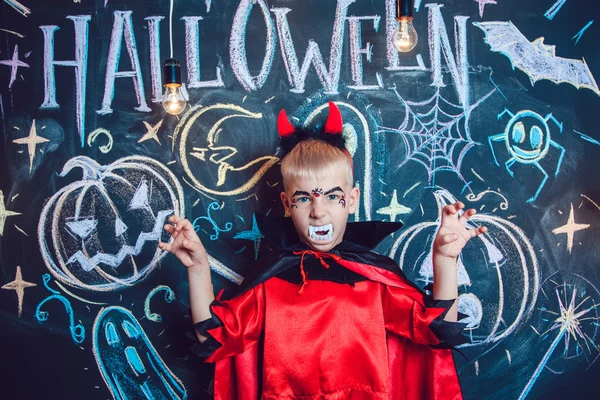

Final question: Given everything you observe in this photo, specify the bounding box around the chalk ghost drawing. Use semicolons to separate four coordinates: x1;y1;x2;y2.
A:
93;306;187;400
389;189;540;346
38;156;185;291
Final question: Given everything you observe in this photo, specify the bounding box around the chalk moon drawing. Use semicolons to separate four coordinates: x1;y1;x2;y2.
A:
38;156;185;291
389;189;540;346
172;103;279;197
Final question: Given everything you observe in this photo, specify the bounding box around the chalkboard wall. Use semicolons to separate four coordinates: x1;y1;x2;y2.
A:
1;0;599;398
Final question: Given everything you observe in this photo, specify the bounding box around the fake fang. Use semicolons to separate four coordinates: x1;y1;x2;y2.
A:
309;224;333;241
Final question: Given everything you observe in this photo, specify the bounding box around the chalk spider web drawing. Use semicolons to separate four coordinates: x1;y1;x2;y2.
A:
381;86;494;187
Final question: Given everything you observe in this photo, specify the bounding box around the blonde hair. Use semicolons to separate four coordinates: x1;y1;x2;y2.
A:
281;140;354;188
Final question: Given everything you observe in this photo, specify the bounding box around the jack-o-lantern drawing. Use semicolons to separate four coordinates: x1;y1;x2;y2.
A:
388;189;540;347
38;156;185;291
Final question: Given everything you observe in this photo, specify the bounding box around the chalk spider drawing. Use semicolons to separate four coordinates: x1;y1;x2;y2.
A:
488;109;564;203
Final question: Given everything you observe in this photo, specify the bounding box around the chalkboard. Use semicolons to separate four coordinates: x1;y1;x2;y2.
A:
1;0;599;399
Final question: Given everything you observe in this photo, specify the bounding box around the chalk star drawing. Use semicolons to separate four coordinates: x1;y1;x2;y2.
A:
233;214;263;260
380;86;494;187
489;109;564;203
0;45;29;89
376;190;411;223
2;266;37;317
12;119;50;173
551;203;590;254
139;119;163;145
474;0;497;18
0;190;21;236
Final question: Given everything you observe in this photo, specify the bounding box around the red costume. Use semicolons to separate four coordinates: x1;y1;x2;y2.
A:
193;216;467;400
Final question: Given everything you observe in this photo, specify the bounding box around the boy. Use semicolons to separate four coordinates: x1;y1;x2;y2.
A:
159;103;486;400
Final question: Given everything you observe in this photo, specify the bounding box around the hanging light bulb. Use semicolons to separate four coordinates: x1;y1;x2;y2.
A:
162;58;187;115
393;0;418;53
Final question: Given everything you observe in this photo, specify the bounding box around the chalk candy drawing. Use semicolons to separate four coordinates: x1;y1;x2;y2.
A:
93;306;187;399
38;156;185;291
488;109;565;203
474;21;600;95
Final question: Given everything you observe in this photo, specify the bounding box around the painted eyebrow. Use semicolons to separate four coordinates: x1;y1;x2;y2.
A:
324;186;345;195
292;190;311;197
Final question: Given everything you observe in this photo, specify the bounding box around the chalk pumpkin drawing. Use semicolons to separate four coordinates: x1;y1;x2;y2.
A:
38;156;185;291
389;189;540;347
92;306;187;400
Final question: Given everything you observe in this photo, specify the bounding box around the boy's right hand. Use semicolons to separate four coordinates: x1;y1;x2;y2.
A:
159;215;209;270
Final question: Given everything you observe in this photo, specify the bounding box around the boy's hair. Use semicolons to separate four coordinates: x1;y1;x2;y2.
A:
281;139;354;188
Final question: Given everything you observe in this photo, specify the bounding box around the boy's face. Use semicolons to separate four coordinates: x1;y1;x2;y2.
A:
280;166;359;252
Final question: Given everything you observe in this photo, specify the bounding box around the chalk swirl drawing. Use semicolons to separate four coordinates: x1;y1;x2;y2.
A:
488;109;565;203
473;21;600;95
172;103;279;197
38;156;185;291
144;285;175;323
389;189;540;346
192;201;233;240
35;273;85;344
93;306;187;399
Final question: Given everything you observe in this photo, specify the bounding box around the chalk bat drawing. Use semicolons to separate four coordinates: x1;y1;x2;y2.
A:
38;156;185;291
473;21;600;95
35;274;85;343
144;285;175;323
93;306;187;399
1;265;37;317
172;104;279;197
389;189;539;346
488;109;564;203
518;273;600;400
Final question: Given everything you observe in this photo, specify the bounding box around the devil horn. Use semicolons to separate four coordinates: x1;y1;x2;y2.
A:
324;102;343;134
277;109;296;137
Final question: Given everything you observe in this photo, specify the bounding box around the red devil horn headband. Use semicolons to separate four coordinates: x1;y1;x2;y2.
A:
277;102;343;138
277;109;295;137
324;102;343;134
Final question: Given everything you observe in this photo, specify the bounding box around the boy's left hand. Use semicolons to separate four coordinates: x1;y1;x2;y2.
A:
433;201;487;259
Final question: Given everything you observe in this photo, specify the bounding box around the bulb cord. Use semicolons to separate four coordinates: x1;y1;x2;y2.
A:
169;0;174;58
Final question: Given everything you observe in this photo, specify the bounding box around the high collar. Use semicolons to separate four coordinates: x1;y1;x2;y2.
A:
255;214;403;253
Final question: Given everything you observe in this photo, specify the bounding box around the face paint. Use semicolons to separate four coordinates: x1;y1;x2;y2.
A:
312;188;323;198
339;194;346;208
290;198;299;209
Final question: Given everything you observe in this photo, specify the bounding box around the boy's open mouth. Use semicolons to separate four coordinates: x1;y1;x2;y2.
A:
308;223;333;241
